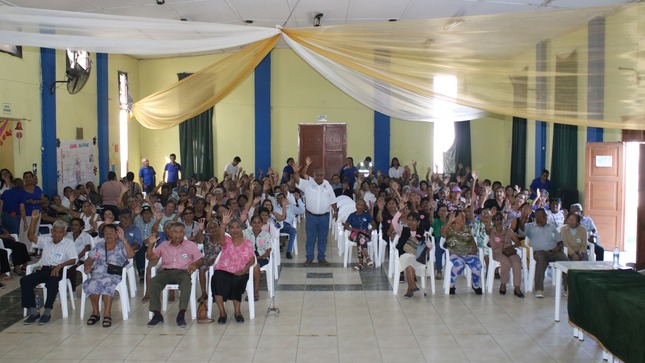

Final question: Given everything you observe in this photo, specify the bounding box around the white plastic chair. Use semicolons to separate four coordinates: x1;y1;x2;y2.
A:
484;236;529;294
342;229;378;268
23;261;75;318
336;203;356;256
268;223;281;280
78;263;130;321
391;233;436;296
206;255;262;320
149;259;199;320
525;237;556;292
440;237;486;294
0;239;13;277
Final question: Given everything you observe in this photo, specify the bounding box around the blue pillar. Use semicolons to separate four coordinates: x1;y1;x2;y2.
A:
40;48;57;196
535;41;547;177
254;53;271;176
374;111;390;174
96;53;109;184
587;17;605;143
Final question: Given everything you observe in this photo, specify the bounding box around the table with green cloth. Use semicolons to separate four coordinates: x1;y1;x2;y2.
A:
567;269;645;363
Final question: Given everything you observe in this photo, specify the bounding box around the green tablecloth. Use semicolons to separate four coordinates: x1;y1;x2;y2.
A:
567;269;645;363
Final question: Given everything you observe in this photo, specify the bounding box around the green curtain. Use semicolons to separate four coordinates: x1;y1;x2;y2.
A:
510;117;527;187
178;73;215;180
551;123;578;195
453;120;472;168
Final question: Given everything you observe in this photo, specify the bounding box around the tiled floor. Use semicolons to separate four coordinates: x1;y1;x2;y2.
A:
0;228;610;362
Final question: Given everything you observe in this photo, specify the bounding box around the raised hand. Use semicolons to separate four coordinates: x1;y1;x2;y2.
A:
177;204;185;214
31;209;40;219
116;226;126;242
305;156;312;166
471;170;478;180
222;209;233;226
376;197;385;211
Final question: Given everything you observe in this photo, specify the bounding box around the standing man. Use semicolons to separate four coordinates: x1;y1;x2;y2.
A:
223;156;242;181
529;169;551;200
358;156;373;178
517;208;568;298
339;157;358;189
21;213;76;325
293;157;337;266
163;153;182;191
139;158;156;194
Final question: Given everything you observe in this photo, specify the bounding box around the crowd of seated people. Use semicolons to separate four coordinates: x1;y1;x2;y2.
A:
0;153;610;324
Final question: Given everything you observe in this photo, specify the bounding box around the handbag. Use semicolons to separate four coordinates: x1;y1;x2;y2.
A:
502;245;517;257
105;242;126;275
415;241;428;264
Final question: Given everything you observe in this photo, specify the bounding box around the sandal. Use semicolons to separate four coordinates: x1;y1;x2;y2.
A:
353;263;363;271
102;316;112;328
366;258;374;267
86;314;100;325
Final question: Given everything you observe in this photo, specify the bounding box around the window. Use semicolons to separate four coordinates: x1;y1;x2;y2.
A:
432;75;457;173
118;72;130;177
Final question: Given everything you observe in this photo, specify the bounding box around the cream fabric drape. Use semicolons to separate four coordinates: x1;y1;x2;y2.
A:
132;36;280;129
3;4;645;129
281;4;644;129
0;7;281;58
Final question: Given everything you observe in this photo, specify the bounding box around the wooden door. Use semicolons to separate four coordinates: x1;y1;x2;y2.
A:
584;142;626;251
298;123;346;179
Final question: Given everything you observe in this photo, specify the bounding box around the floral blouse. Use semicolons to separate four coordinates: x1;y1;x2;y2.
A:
215;235;254;274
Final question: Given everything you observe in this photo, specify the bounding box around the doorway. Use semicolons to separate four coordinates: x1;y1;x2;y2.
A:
298;123;346;179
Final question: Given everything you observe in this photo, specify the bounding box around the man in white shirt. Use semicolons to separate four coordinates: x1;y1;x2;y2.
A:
274;192;305;259
294;157;338;266
223;156;242;181
21;213;77;325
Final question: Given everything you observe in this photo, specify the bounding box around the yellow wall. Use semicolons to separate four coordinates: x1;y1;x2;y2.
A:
0;47;42;175
390;118;434;173
470;114;513;183
271;49;374;169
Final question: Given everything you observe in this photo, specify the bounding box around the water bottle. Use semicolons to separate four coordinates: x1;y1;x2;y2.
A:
613;247;620;269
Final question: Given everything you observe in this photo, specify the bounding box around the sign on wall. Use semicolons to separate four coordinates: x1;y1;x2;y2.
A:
57;139;97;193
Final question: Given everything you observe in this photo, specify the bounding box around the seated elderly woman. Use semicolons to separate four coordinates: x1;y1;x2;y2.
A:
212;210;255;324
243;215;272;301
561;213;589;261
487;212;524;298
441;210;483;295
82;224;135;327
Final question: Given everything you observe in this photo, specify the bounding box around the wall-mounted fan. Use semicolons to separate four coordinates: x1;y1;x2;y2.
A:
50;49;92;94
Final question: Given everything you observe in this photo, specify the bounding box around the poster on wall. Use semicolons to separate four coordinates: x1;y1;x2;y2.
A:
57;139;97;193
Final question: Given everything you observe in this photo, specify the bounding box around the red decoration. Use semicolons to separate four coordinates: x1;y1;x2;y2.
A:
15;131;23;139
15;121;23;131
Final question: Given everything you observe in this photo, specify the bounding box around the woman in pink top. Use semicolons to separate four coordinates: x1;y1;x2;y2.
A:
212;210;254;324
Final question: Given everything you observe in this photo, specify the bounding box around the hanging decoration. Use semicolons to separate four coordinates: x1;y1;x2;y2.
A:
14;120;23;149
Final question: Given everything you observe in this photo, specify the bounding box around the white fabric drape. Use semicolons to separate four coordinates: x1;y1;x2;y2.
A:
0;7;280;58
282;35;485;122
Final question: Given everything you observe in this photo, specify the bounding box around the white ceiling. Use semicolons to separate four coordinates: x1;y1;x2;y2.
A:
0;0;638;29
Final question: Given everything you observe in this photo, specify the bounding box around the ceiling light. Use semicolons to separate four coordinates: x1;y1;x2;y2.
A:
244;20;254;24
443;18;464;31
156;0;165;4
313;13;323;27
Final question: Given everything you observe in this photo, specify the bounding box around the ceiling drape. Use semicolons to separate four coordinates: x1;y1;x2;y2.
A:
2;4;645;130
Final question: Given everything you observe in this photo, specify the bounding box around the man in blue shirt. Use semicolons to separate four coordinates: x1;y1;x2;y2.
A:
163;153;182;191
529;169;552;200
139;158;156;193
118;209;143;279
